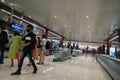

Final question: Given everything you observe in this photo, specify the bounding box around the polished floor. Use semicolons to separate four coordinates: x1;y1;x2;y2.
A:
0;54;112;80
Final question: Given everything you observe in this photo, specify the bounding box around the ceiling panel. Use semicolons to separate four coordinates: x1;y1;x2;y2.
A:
3;0;120;42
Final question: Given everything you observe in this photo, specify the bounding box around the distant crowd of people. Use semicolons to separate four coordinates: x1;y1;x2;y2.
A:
63;43;97;56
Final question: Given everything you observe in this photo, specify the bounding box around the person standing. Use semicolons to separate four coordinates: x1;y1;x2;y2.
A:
11;24;37;75
0;26;9;64
49;42;53;55
37;35;47;65
8;31;22;66
71;46;73;55
45;40;50;56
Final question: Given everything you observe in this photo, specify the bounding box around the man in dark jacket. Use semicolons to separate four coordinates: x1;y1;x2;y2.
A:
0;26;8;64
11;24;37;75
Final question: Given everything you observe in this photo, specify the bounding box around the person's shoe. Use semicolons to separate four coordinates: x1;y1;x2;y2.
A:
11;64;14;67
33;69;37;74
37;62;44;65
41;63;44;65
37;62;40;65
11;71;21;75
27;64;31;66
36;58;38;60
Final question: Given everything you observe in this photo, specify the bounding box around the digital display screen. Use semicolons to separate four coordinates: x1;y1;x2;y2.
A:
110;47;116;57
11;23;24;31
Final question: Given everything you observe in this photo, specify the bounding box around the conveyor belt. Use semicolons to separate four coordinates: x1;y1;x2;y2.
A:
96;54;120;75
96;54;120;80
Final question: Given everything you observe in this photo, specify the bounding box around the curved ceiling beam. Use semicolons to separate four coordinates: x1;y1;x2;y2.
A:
0;2;65;38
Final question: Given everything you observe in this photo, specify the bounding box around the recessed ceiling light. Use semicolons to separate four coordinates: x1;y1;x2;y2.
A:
36;31;39;34
20;21;23;24
88;26;90;28
54;16;57;18
86;16;89;18
29;16;31;18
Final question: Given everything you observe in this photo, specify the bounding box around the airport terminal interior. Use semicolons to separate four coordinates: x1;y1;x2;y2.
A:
0;0;120;80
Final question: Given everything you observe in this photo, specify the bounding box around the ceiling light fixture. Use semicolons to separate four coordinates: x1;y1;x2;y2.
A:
29;16;31;18
88;26;90;28
36;31;39;34
44;25;47;26
109;36;119;42
86;16;89;18
54;16;57;19
1;9;45;31
1;9;11;14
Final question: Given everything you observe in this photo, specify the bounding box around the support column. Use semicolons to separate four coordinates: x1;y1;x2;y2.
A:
60;37;64;46
106;40;111;55
44;29;48;38
101;45;105;54
116;30;120;58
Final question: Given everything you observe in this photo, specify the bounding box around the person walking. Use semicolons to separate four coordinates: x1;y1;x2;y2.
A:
8;31;22;66
49;42;53;55
37;35;47;65
11;24;37;75
27;36;39;66
0;26;9;64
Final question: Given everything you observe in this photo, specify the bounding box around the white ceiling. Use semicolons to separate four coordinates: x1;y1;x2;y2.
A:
4;0;120;42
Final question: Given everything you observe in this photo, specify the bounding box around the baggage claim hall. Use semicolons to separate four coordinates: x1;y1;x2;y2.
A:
0;0;120;80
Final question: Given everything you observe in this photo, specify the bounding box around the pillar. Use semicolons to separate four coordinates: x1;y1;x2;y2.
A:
116;29;120;58
101;45;105;54
106;40;111;55
60;37;64;46
44;29;48;38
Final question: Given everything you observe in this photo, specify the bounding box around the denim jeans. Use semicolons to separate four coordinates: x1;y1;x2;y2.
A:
0;44;5;63
17;49;37;72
